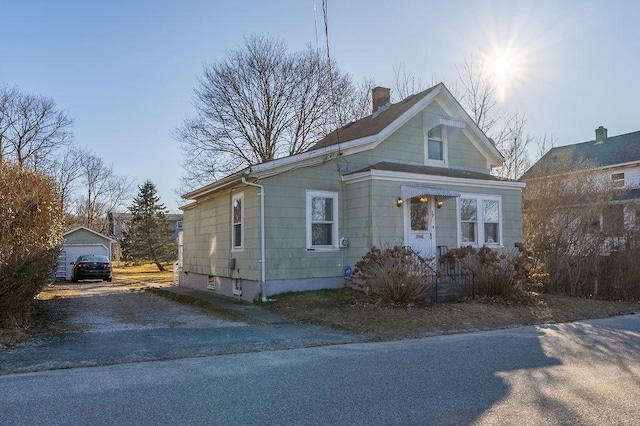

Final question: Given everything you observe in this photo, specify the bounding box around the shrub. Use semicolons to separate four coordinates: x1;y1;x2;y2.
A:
598;248;640;300
353;246;434;304
440;244;545;298
0;163;63;328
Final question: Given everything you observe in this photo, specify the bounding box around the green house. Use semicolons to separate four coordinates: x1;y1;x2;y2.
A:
179;84;525;301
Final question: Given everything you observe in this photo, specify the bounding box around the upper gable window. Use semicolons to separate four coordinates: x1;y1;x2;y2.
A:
425;125;447;164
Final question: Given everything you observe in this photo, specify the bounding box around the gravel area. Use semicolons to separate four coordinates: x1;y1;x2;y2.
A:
32;282;247;334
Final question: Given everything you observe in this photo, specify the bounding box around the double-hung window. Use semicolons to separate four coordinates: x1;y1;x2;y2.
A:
306;190;339;250
231;192;244;251
425;125;447;164
458;195;502;246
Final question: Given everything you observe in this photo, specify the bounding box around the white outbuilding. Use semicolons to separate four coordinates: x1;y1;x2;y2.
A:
56;226;115;281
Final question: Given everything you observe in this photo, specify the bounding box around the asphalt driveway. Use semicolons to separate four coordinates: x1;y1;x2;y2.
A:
0;282;370;375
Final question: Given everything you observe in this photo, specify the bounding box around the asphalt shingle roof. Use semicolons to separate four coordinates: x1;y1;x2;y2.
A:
307;85;439;151
346;161;515;182
522;130;640;179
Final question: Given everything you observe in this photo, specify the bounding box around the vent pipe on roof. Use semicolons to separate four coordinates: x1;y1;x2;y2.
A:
595;126;608;143
372;86;391;114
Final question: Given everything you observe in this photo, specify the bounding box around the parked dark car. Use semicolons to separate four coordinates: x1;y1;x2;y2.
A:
71;255;112;282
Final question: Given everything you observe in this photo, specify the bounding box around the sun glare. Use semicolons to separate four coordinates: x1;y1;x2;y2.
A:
484;48;523;103
493;56;512;80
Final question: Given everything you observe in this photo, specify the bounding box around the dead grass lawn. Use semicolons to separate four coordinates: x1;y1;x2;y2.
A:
112;262;174;285
263;288;640;338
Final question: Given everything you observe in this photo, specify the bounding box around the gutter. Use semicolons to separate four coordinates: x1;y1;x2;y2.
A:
241;176;268;302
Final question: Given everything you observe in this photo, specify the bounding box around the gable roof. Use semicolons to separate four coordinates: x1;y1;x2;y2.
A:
309;85;440;151
63;226;115;242
522;130;640;179
182;83;504;201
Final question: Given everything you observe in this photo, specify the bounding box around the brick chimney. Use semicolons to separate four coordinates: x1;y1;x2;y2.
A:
372;86;390;114
595;126;608;143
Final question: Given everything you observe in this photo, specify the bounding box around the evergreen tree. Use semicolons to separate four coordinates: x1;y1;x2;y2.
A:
122;180;177;271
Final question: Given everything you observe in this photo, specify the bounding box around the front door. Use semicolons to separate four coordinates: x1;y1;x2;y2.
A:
405;197;435;258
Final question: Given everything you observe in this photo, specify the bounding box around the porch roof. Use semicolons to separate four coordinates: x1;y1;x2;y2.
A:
400;185;461;200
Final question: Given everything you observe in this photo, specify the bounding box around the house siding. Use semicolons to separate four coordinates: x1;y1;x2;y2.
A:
180;87;522;300
335;104;490;176
64;228;111;246
262;161;345;282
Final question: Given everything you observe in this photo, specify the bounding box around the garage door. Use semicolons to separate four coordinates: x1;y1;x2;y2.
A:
58;244;110;281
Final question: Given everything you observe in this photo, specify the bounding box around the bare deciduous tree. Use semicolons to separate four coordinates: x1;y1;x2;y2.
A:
392;62;429;102
0;86;73;169
492;113;534;180
44;147;88;215
177;35;369;191
455;57;500;138
0;86;17;162
522;150;619;296
74;154;133;233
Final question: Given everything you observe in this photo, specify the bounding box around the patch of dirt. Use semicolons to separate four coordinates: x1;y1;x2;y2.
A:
264;288;640;338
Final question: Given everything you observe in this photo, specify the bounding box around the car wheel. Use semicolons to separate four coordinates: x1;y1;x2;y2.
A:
106;277;112;282
72;276;78;283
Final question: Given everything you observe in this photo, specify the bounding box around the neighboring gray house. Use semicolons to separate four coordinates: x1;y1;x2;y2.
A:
522;127;640;240
56;226;115;281
108;212;183;240
179;84;525;302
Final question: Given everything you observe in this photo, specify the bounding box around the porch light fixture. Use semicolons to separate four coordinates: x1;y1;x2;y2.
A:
437;200;444;209
397;197;404;207
419;196;428;203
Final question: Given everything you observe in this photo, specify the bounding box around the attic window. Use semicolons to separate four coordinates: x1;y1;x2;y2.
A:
611;172;625;187
426;126;446;162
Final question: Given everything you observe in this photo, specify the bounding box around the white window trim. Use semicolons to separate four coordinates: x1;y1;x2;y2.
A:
424;124;448;166
231;192;244;252
611;172;625;187
456;194;503;247
306;190;339;251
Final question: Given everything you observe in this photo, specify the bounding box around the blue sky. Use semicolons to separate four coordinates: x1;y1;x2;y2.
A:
2;0;639;211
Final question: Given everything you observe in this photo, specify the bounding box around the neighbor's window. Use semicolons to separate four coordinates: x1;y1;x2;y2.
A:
458;195;502;246
306;190;339;250
611;172;625;187
232;192;244;250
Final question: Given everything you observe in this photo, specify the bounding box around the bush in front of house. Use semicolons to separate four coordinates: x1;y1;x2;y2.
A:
597;242;640;300
440;244;545;298
353;246;434;304
0;163;63;329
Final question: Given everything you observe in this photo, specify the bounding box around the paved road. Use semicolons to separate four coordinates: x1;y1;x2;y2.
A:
1;314;639;425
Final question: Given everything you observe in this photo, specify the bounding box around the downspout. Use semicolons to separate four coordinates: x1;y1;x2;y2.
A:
241;177;267;302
